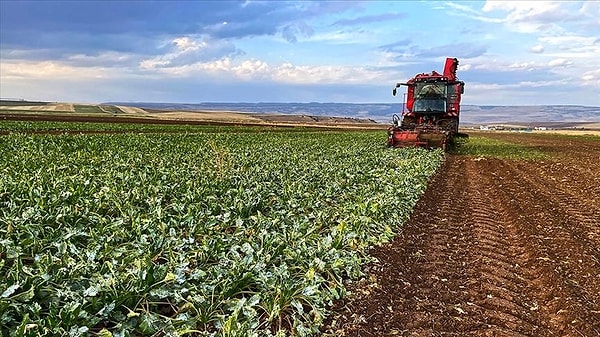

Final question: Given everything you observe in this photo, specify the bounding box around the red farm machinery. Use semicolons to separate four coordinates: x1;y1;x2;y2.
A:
387;57;465;150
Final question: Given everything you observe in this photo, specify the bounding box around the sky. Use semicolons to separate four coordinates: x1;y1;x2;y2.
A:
1;1;599;106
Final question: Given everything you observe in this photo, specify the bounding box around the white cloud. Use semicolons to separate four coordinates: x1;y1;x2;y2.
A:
1;47;395;87
151;57;270;79
139;58;170;69
304;30;369;44
537;36;600;70
581;69;600;87
459;63;472;71
582;69;600;81
539;35;597;47
0;60;110;79
140;37;206;69
581;69;600;88
548;58;572;67
173;37;207;52
467;58;540;72
482;1;558;13
482;1;573;33
579;2;600;25
538;35;600;57
443;2;503;23
141;55;394;85
233;59;270;79
67;52;132;63
140;36;238;70
507;61;539;71
271;63;386;84
530;44;544;53
468;78;570;91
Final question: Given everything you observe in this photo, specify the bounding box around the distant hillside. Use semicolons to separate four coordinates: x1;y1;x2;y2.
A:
106;102;398;123
3;100;598;126
461;105;600;125
108;102;600;125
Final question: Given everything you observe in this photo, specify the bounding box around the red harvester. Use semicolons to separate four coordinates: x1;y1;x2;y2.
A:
387;57;465;150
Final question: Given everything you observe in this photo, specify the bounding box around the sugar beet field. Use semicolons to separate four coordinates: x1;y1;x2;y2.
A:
0;122;443;336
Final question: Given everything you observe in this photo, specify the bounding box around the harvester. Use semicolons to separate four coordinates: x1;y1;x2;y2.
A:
387;57;465;150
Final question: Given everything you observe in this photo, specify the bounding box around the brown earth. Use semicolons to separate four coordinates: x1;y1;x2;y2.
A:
324;133;600;336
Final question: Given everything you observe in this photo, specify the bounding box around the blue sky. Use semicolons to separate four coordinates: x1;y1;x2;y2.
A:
1;1;599;105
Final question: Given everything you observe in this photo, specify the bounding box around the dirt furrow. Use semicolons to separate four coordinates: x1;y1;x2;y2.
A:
477;160;600;335
503;162;600;288
464;161;544;336
511;163;600;234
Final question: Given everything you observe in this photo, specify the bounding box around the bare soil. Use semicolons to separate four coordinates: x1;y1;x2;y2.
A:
324;133;600;336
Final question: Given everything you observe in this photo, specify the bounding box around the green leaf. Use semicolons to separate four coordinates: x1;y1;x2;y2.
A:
1;283;19;298
97;329;113;337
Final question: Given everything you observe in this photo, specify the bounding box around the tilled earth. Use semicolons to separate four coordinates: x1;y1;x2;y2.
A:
324;133;600;336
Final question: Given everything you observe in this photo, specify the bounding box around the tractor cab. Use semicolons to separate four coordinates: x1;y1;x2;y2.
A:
413;82;447;113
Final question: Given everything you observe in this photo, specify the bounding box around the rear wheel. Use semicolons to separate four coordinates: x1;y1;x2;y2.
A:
438;117;458;133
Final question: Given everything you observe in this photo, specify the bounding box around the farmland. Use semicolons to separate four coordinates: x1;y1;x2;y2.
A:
0;122;443;336
325;132;600;336
0;102;386;130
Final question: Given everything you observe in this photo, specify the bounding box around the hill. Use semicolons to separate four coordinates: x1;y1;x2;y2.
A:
2;100;599;129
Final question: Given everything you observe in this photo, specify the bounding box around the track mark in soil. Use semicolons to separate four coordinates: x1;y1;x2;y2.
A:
464;160;545;336
478;160;600;335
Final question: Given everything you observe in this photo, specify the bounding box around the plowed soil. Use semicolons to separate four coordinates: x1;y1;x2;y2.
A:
325;133;600;336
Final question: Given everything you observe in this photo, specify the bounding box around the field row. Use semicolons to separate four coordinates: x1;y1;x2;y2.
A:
0;120;290;134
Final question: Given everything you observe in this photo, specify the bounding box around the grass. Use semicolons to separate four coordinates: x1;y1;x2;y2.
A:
73;105;105;114
98;105;124;114
543;133;600;141
451;135;549;160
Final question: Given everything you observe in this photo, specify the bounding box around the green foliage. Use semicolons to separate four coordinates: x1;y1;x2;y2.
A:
544;133;600;141
0;120;318;134
98;106;124;114
0;130;443;336
451;135;548;160
73;105;105;114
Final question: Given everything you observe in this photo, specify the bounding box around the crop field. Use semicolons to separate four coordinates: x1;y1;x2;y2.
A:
327;132;600;336
73;105;107;114
0;122;443;336
98;106;125;114
0;120;291;134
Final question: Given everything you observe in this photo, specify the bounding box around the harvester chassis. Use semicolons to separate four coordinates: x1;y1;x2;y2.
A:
387;114;455;150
